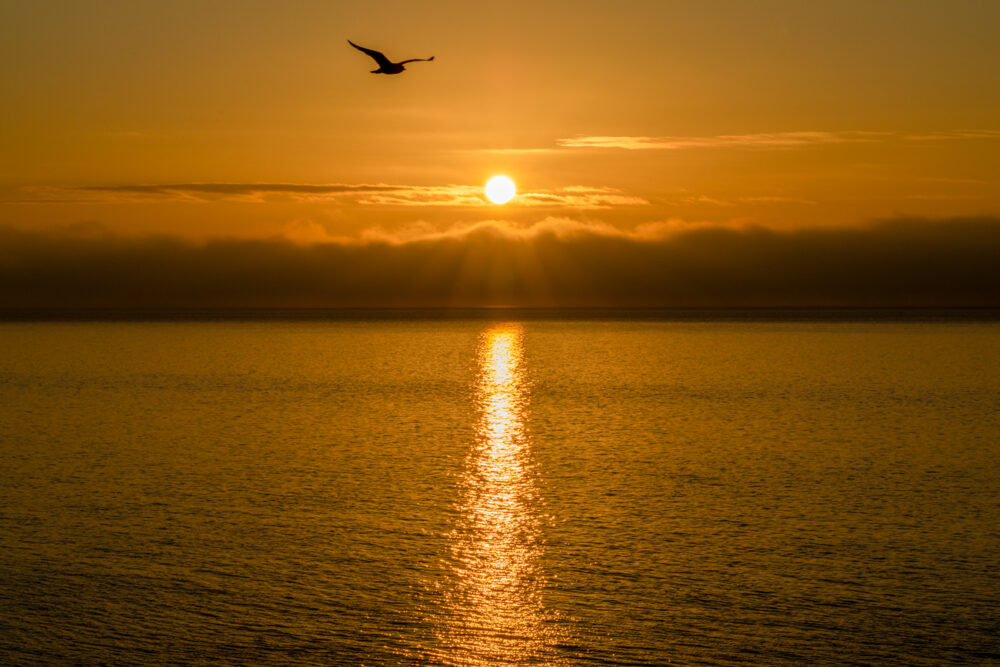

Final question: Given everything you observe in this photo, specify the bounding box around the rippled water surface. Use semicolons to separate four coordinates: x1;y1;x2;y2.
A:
1;317;999;664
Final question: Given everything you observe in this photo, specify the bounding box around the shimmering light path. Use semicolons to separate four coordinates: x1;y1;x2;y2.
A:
433;324;564;664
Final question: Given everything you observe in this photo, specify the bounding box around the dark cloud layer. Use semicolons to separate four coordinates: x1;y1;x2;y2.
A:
1;217;998;308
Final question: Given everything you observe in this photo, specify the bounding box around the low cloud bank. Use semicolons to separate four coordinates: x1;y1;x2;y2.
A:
1;217;998;308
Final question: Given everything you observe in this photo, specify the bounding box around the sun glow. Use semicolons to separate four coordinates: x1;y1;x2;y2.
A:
485;176;516;204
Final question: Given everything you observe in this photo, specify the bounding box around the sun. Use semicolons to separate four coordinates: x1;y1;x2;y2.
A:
485;175;516;205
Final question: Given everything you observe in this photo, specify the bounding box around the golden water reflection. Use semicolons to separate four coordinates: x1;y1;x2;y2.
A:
436;324;563;664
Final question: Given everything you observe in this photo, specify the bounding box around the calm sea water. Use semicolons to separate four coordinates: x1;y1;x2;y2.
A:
1;315;998;665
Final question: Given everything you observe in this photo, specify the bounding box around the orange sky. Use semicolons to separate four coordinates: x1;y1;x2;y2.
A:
3;0;999;238
2;1;999;307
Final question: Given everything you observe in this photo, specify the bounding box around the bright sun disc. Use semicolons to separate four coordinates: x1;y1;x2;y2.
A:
485;176;516;204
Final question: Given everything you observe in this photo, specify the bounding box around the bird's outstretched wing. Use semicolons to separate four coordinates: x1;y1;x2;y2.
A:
348;40;392;68
398;56;435;65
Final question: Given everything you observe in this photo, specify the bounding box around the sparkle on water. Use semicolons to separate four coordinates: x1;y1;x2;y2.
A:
433;324;564;664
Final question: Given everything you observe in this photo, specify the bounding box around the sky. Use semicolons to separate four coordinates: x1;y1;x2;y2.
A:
2;0;999;307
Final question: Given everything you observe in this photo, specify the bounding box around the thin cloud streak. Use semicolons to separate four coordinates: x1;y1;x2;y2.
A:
83;183;406;196
1;216;998;308
474;148;557;155
558;129;1000;150
559;131;883;150
80;183;415;203
64;183;649;209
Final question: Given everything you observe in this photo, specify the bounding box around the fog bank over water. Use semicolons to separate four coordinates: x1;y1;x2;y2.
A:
2;216;999;308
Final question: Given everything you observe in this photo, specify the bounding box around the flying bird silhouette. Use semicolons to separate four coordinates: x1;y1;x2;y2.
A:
348;40;434;75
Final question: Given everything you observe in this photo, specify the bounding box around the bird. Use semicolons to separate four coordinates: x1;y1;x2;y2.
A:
348;40;434;75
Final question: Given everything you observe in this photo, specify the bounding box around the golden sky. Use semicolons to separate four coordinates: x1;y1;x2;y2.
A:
2;0;999;306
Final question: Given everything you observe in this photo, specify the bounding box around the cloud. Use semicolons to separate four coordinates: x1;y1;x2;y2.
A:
474;148;557;155
557;129;1000;151
519;187;649;208
80;183;423;203
1;216;998;309
558;131;883;150
4;183;650;210
2;184;408;205
739;196;818;205
83;183;404;196
362;184;649;209
902;130;1000;141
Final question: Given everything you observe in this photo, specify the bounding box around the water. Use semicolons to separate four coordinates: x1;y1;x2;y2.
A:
1;315;998;664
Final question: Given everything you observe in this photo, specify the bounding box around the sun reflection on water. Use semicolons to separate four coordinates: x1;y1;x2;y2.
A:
433;323;564;664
